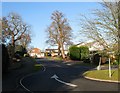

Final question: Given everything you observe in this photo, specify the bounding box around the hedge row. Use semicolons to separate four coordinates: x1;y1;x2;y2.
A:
69;45;89;60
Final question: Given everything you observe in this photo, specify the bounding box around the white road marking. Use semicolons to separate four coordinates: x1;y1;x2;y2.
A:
20;73;34;93
19;64;46;92
51;74;77;87
41;64;46;72
67;64;72;66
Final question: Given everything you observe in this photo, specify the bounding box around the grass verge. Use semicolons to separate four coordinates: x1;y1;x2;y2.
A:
34;64;43;71
83;69;120;81
46;56;63;61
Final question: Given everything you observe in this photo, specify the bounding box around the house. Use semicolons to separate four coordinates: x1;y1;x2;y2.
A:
29;48;41;58
45;49;68;57
76;41;104;52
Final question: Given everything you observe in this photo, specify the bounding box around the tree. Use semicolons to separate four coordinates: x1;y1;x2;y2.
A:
79;1;119;53
46;11;73;58
2;12;31;58
16;32;31;48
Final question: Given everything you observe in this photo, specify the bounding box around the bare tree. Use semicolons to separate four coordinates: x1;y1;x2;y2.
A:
79;1;119;53
16;32;31;48
2;12;31;57
46;11;73;58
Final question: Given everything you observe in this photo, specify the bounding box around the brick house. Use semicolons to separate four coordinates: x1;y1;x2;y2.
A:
29;48;41;58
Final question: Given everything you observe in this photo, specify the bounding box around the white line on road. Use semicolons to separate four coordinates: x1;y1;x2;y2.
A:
20;73;34;93
19;64;46;93
42;64;46;72
51;74;77;88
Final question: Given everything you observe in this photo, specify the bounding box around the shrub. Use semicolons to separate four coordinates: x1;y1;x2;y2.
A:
15;51;24;57
79;46;89;60
92;53;101;65
45;52;51;57
112;60;119;65
15;45;27;57
24;53;30;57
69;45;80;60
69;45;89;61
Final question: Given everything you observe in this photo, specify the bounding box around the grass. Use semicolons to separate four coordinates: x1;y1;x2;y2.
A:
46;56;63;61
83;69;120;81
34;64;43;71
22;57;43;71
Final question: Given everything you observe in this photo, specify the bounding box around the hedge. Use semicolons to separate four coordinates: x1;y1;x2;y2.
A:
69;45;80;60
69;45;89;60
79;46;89;60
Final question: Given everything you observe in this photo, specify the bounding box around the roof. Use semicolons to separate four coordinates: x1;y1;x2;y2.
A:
76;41;96;46
76;41;104;51
45;49;68;53
30;48;41;54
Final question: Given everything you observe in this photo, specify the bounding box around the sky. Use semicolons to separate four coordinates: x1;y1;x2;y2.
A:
2;2;103;51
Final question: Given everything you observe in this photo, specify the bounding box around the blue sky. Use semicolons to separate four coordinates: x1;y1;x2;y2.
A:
2;2;103;50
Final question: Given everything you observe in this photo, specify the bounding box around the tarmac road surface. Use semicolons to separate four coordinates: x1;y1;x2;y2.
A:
21;58;119;92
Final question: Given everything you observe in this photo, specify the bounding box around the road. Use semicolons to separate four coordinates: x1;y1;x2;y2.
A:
21;58;119;92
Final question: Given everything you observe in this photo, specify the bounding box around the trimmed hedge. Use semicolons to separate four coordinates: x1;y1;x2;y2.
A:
79;46;89;60
69;45;80;60
69;45;89;60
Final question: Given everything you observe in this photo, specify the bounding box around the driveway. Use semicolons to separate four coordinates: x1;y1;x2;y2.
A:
21;58;119;92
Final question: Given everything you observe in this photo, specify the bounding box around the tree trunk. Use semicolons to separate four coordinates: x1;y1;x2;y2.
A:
60;42;65;59
11;35;15;63
58;45;61;57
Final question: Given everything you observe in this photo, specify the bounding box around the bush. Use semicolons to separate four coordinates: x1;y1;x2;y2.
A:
45;52;51;57
15;45;27;57
92;53;101;65
112;60;119;65
83;58;91;63
24;53;30;57
69;46;80;60
79;46;89;60
69;45;89;61
15;51;24;57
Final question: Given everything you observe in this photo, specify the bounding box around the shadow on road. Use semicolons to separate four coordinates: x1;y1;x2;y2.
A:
21;58;119;92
